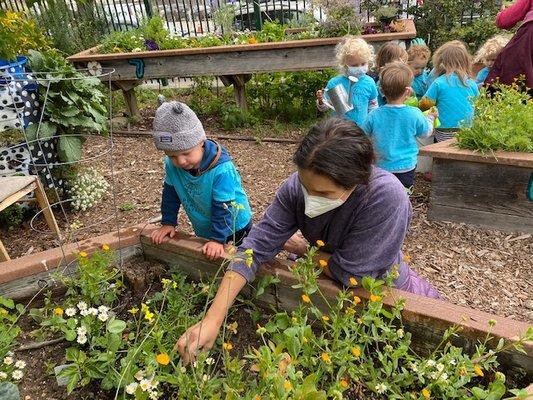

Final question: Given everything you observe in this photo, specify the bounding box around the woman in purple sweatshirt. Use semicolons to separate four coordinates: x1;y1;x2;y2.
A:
175;118;439;364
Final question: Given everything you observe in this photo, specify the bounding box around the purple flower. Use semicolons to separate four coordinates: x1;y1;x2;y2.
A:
144;39;159;51
363;26;378;35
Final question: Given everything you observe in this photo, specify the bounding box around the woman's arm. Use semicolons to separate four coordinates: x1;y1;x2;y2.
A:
496;0;531;29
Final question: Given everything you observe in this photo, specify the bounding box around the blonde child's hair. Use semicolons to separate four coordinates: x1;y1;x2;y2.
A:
376;41;408;71
432;40;472;85
379;61;414;101
335;36;375;71
407;44;431;62
474;34;510;64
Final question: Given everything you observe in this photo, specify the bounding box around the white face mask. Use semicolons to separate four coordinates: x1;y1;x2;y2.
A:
302;185;347;219
347;65;368;77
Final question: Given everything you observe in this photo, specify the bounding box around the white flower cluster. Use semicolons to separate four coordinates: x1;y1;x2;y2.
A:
69;168;109;212
70;302;112;344
1;353;26;381
126;370;160;399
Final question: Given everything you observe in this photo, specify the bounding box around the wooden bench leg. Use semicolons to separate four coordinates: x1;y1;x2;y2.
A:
0;238;10;262
34;179;62;240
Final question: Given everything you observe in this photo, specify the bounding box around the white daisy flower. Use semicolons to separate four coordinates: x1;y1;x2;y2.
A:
77;326;87;336
77;301;87;311
426;360;436;367
202;374;209;382
80;309;90;317
77;335;87;344
98;305;110;314
436;363;445;372
149;391;159;400
12;370;23;380
0;371;7;379
205;357;215;365
98;312;109;322
65;308;77;317
3;357;13;365
88;308;98;316
440;373;449;382
180;367;186;373
396;328;404;338
139;378;152;391
135;370;144;381
125;382;138;394
14;360;26;369
375;383;387;394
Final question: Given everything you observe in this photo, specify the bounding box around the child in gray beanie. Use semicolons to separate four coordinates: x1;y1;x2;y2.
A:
151;99;252;260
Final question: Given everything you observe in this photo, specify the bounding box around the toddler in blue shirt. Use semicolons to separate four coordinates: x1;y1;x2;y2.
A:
363;62;437;189
375;42;409;106
474;34;510;86
150;99;252;260
407;41;431;99
420;41;479;142
316;36;378;127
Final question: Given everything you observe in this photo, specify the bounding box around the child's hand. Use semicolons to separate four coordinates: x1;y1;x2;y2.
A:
316;90;324;104
202;241;226;261
151;225;176;244
428;107;439;119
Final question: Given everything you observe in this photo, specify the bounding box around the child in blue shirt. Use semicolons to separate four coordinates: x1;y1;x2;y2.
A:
420;40;480;142
150;99;252;260
316;36;378;127
407;41;431;99
474;34;510;86
375;42;409;106
363;62;437;189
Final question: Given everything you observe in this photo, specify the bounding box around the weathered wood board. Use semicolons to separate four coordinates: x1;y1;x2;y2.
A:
421;140;533;233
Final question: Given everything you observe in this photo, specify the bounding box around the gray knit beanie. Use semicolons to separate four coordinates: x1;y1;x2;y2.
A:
152;99;206;152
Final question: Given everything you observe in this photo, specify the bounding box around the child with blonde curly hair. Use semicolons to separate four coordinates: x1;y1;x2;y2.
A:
407;41;432;99
474;34;511;85
316;36;378;127
420;40;479;142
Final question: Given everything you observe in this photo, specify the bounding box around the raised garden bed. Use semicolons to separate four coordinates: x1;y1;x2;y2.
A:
67;20;416;115
419;139;533;233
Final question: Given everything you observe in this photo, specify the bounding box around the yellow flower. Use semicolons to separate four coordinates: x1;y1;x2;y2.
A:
79;251;88;258
284;379;292;391
357;318;363;324
254;396;262;400
128;307;139;315
223;342;233;351
321;315;330;322
402;254;412;263
349;277;358;286
370;294;382;302
144;310;154;322
351;346;361;357
353;296;361;305
244;248;254;256
340;379;349;389
303;337;308;344
156;353;170;365
53;307;64;316
316;240;325;247
248;37;258;44
321;352;331;363
102;244;110;251
301;294;311;303
318;259;328;268
345;307;355;315
422;388;431;399
474;365;484;377
227;321;238;334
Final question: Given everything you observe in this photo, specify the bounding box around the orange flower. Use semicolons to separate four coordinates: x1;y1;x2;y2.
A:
283;379;292;391
248;37;258;44
353;296;361;305
79;251;88;258
102;244;110;251
422;388;430;399
254;396;262;400
53;307;64;316
402;253;412;263
370;294;381;302
156;353;170;365
474;365;484;377
349;277;358;286
301;294;311;303
320;352;331;363
316;240;325;247
351;346;361;357
318;259;328;268
223;342;233;351
340;379;349;389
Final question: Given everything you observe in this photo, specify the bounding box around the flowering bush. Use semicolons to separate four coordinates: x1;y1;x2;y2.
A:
69;168;110;212
0;296;24;385
0;11;49;61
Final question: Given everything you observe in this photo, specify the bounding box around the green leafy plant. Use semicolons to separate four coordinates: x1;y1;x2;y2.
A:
0;11;49;61
119;202;137;212
0;296;25;385
0;204;31;232
213;4;236;36
26;50;108;164
456;84;533;153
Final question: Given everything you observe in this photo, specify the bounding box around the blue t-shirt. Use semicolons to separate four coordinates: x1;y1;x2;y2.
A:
376;80;386;106
325;74;378;127
424;73;479;129
164;156;252;239
362;105;430;172
476;67;490;85
411;70;429;99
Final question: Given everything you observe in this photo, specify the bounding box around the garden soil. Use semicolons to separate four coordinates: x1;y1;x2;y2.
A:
2;134;532;324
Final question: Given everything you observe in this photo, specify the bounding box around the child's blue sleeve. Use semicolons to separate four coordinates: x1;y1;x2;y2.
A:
368;80;378;110
161;182;181;226
211;170;238;243
362;112;374;135
424;80;439;101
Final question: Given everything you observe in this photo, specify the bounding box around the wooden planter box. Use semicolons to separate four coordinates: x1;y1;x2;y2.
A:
68;20;416;115
420;140;533;233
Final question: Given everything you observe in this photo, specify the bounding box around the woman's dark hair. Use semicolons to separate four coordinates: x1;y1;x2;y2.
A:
293;118;375;188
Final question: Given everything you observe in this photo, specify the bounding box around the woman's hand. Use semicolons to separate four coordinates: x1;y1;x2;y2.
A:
202;241;226;261
174;316;222;365
283;234;308;257
150;225;176;244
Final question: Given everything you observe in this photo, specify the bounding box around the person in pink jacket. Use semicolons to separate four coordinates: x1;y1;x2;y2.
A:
485;0;533;90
